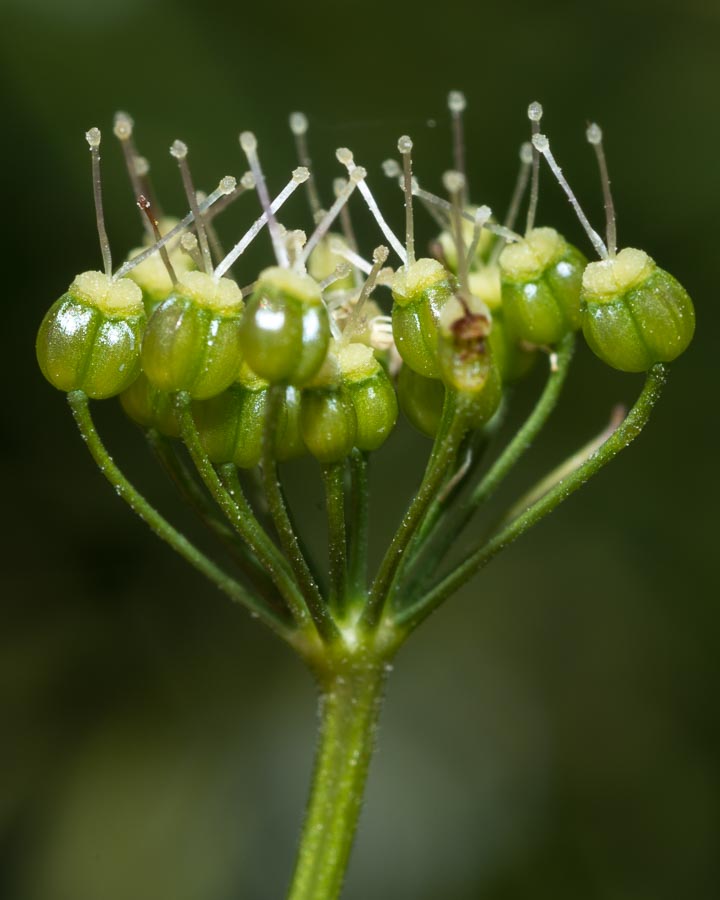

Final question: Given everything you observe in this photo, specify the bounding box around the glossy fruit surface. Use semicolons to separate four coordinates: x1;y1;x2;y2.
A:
499;227;587;345
391;258;455;378
141;271;244;400
240;267;330;386
36;271;145;399
397;365;445;438
120;372;181;437
192;366;268;468
581;248;695;372
468;265;537;383
300;355;357;464
339;343;398;452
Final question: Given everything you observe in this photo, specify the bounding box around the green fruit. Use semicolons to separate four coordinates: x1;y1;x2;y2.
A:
581;248;695;372
468;266;537;384
192;368;308;468
397;366;445;438
240;267;330;385
275;386;307;462
391;258;455;377
120;372;181;437
339;343;398;451
436;295;503;429
499;227;587;346
300;353;357;463
36;271;145;399
141;271;244;400
192;367;268;468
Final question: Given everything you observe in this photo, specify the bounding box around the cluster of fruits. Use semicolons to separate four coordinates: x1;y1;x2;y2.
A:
36;103;694;481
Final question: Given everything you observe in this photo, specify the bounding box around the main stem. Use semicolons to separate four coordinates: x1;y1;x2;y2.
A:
287;657;388;900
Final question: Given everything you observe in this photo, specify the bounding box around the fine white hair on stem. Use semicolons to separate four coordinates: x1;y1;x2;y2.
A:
113;176;236;281
448;91;468;205
240;131;289;268
170;139;213;274
525;101;543;234
289;111;322;216
336;148;407;264
214;167;309;280
341;246;390;343
532;133;608;259
85;127;113;277
586;122;617;257
503;404;626;522
398;135;416;265
302;168;366;262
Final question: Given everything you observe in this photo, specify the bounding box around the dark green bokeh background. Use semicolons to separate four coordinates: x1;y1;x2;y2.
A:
2;0;719;897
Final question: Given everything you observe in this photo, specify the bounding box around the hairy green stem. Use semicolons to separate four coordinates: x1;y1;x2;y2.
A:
396;363;667;631
393;401;508;603
176;393;312;631
261;386;334;639
466;335;576;509
347;450;369;600
407;335;575;596
287;658;387;900
146;429;279;601
322;462;348;618
362;390;467;628
67;391;293;640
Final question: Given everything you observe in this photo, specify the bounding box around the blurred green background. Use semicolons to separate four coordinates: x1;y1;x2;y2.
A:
2;0;719;897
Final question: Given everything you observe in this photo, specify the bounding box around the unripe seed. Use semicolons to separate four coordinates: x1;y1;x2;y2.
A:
275;386;306;462
300;387;357;463
581;248;695;372
339;343;398;451
391;258;455;377
436;295;503;429
36;271;145;399
397;365;445;438
300;353;357;463
120;372;181;437
240;267;330;385
499;227;587;346
468;265;536;383
192;366;268;468
141;271;244;400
